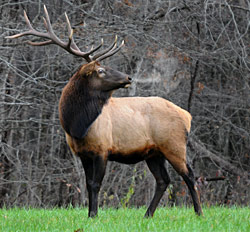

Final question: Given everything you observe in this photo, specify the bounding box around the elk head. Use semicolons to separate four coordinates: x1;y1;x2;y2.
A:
76;61;131;92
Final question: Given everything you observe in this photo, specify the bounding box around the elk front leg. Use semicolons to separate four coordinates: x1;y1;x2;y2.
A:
80;155;106;217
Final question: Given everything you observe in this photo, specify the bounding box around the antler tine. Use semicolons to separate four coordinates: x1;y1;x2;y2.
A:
66;29;73;49
24;10;33;30
65;12;79;51
43;5;54;35
91;35;118;60
41;5;63;45
28;40;54;46
96;40;125;62
42;16;49;31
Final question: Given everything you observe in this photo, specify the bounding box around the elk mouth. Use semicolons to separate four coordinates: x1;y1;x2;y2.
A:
115;76;132;89
124;83;131;88
123;76;132;88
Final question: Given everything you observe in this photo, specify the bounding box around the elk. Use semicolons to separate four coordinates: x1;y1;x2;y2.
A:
6;6;203;218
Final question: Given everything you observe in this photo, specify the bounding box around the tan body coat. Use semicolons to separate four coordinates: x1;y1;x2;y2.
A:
66;96;191;174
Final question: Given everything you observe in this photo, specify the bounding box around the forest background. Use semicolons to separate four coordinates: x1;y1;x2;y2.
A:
0;0;249;208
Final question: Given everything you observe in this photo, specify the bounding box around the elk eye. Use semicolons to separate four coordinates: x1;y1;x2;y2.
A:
98;68;105;74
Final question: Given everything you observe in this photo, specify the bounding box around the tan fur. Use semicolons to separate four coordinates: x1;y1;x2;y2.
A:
66;96;191;174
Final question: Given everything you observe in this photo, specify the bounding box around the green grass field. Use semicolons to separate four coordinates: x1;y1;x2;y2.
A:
1;206;249;232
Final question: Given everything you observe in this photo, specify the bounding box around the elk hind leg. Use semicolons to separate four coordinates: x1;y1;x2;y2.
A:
181;163;203;216
167;155;203;215
144;155;170;218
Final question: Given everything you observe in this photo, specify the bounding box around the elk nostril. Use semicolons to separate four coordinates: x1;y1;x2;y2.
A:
128;76;132;81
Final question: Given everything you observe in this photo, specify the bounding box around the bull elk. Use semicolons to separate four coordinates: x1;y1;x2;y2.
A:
6;6;203;218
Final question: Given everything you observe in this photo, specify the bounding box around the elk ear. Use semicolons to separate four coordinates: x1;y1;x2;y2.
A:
79;61;98;77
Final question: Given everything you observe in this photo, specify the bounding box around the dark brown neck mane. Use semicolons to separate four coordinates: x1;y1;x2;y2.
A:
59;73;110;139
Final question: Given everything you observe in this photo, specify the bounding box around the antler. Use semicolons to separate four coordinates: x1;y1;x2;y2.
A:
6;5;124;63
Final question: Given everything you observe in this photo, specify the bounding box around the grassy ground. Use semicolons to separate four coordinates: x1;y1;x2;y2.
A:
0;206;249;232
